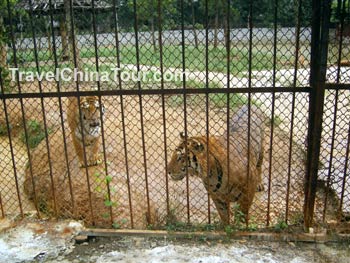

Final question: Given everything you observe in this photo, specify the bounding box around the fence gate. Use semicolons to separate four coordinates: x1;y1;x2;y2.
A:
0;0;349;232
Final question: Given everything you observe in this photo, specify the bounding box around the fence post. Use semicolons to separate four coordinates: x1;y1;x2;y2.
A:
304;0;331;230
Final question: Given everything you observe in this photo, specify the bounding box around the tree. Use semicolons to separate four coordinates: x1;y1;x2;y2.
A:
199;0;239;48
0;0;18;91
128;0;176;51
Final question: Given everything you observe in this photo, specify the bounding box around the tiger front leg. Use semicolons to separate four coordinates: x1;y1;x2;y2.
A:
236;190;255;227
212;198;230;225
85;140;102;167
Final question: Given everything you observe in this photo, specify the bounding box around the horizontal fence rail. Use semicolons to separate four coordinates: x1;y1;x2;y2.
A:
0;0;349;232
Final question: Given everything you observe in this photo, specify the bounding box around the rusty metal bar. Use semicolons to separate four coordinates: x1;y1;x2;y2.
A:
91;0;114;226
5;0;33;218
204;0;211;224
156;0;170;217
339;120;350;217
323;91;339;222
132;0;151;225
225;0;231;224
0;87;311;100
304;0;331;229
112;0;134;228
266;0;279;227
28;0;58;216
336;0;347;83
67;0;96;226
286;0;302;223
0;71;28;217
0;192;4;218
48;0;75;213
179;0;191;224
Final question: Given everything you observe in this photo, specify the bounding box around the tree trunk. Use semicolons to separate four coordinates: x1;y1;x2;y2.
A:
151;18;157;51
0;16;8;83
223;13;229;52
59;16;69;61
63;0;79;67
214;6;219;48
46;22;52;57
191;0;198;49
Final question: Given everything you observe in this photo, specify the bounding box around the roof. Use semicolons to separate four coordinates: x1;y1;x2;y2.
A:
17;0;113;14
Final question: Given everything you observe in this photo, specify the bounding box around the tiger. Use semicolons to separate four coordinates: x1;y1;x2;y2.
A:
167;105;265;225
67;96;105;167
167;133;260;225
230;104;265;191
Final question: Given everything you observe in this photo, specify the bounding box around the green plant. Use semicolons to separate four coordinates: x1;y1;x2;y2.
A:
274;219;288;231
0;123;9;136
224;225;234;235
20;120;50;148
232;203;246;230
271;115;283;126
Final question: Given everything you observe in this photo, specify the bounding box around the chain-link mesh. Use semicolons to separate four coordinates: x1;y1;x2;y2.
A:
0;0;348;232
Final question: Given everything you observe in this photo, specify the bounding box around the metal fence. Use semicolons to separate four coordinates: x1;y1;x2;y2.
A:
0;0;349;231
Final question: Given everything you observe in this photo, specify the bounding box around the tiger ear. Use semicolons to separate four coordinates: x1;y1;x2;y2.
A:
192;139;204;152
180;132;186;140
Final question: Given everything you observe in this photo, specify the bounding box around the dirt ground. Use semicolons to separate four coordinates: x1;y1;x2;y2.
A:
0;81;342;229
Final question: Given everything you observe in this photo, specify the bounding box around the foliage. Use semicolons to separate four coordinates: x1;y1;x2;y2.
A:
274;218;289;231
20;119;50;149
0;123;10;136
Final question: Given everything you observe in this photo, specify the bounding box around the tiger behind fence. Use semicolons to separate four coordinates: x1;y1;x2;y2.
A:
230;104;265;191
67;96;105;167
167;105;265;225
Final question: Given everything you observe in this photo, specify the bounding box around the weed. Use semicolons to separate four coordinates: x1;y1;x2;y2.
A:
224;225;234;235
274;218;289;231
271;115;283;126
20;120;50;148
0;123;10;136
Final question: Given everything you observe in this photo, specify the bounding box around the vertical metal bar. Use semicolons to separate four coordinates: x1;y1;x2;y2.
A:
339;121;350;217
180;0;191;224
5;0;33;218
156;0;170;216
48;0;75;213
0;72;27;217
266;0;278;227
204;0;211;224
323;91;339;222
0;192;4;218
247;0;253;226
304;0;330;229
286;0;302;223
67;0;95;225
28;0;58;216
224;0;232;224
336;0;346;83
322;1;348;220
91;0;114;226
132;0;151;224
112;0;134;228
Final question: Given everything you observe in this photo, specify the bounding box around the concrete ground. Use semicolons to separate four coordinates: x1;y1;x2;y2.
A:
0;219;349;263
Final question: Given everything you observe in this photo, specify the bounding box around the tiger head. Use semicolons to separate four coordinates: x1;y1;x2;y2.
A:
167;132;205;181
78;96;105;138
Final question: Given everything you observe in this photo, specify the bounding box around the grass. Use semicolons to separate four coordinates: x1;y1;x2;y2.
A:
168;79;252;110
10;43;295;76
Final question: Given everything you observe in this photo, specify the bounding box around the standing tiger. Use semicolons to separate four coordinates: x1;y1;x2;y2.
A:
167;105;265;225
67;96;104;167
